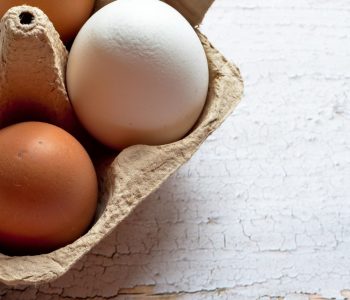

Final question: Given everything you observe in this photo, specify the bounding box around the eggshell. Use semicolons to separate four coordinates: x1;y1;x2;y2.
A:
0;122;98;255
67;0;209;150
0;0;245;285
0;0;95;43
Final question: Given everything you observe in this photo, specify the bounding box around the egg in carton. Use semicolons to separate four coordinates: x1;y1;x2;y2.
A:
0;0;244;285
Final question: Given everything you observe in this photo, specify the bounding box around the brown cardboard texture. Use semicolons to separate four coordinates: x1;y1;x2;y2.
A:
0;1;244;286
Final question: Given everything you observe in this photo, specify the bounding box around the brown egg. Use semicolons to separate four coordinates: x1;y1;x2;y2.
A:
0;122;98;255
0;0;95;43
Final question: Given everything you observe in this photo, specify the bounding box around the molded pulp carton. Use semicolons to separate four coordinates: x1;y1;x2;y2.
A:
0;0;243;285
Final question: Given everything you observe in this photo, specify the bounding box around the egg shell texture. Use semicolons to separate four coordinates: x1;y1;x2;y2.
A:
0;122;98;255
67;0;209;149
94;0;215;26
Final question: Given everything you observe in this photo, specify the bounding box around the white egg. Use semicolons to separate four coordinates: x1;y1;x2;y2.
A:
66;0;209;150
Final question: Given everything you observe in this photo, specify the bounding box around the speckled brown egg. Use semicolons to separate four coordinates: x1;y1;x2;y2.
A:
0;0;95;44
0;122;98;255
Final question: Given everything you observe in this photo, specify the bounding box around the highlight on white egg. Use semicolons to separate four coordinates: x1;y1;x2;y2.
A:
67;0;209;150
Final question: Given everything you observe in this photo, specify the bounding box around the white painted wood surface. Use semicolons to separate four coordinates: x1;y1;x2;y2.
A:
1;0;350;299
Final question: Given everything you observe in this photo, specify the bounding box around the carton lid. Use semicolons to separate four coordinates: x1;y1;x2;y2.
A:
94;0;214;26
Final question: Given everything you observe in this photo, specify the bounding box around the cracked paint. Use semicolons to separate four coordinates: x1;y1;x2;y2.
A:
1;0;350;299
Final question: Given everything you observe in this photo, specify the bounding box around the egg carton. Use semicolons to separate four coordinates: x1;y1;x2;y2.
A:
0;0;244;285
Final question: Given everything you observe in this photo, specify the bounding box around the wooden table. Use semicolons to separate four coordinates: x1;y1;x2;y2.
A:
1;0;350;299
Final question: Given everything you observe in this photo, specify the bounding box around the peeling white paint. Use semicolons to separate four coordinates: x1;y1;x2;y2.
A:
1;0;350;299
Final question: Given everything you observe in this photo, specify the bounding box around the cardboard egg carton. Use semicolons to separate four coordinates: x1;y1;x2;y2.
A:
0;0;243;285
